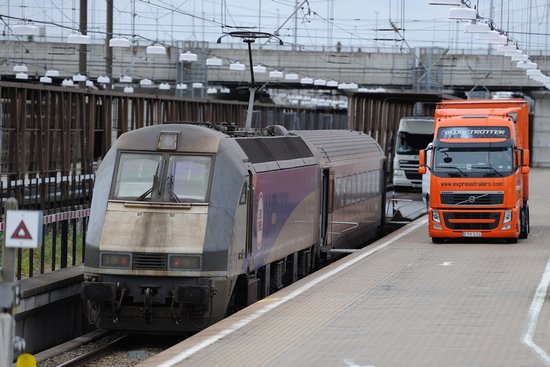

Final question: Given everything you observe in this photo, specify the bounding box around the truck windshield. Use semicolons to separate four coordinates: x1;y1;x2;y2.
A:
433;146;513;177
112;152;212;202
397;131;434;155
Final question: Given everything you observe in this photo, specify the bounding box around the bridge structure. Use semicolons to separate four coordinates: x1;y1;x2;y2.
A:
3;41;550;172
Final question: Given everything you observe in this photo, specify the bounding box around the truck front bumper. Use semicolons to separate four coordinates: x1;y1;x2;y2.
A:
428;208;519;239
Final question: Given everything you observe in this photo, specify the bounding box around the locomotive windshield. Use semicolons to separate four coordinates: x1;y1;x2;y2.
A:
112;152;212;202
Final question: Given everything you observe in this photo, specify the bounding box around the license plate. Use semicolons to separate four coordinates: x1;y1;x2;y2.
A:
462;232;482;237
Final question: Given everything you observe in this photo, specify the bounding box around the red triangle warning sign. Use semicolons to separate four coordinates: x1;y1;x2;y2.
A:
11;220;33;240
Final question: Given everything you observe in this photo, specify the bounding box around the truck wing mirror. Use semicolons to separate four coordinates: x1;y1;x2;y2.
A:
418;150;426;174
523;148;530;166
521;166;530;174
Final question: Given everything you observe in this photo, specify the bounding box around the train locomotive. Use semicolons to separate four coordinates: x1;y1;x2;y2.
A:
82;122;386;333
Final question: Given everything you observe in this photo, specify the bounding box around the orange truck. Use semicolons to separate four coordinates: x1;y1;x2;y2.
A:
418;99;530;243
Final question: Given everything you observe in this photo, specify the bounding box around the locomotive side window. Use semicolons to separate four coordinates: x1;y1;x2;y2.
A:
113;153;162;200
167;155;212;202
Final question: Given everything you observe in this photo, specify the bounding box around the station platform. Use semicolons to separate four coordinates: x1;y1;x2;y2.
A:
139;168;550;367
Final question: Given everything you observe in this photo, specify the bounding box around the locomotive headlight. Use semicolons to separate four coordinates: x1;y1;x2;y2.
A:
100;252;131;269
168;255;201;270
503;210;513;224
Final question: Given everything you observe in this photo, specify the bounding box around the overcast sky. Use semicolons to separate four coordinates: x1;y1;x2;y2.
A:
1;0;549;52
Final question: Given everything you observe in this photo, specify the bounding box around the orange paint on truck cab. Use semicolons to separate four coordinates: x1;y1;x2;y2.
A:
418;99;530;243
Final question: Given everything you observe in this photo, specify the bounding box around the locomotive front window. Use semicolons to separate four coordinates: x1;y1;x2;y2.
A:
113;153;162;200
166;155;212;202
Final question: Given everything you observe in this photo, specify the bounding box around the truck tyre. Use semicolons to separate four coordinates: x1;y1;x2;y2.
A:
519;205;528;239
526;203;530;234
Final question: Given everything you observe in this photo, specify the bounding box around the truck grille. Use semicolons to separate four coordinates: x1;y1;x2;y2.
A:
399;160;421;181
442;212;501;230
440;191;504;206
132;253;167;270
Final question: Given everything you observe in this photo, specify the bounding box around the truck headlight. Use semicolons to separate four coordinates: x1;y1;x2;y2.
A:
432;210;441;224
503;210;512;224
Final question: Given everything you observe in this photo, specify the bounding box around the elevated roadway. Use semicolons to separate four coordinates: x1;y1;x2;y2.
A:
141;168;550;367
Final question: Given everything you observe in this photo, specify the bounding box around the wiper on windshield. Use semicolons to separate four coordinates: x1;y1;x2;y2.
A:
438;164;467;177
473;165;504;177
136;174;159;201
166;175;181;203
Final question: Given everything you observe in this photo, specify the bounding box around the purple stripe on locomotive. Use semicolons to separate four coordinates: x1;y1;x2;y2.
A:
249;165;320;271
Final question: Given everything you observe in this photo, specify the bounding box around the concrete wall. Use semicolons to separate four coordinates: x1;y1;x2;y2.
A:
15;265;91;354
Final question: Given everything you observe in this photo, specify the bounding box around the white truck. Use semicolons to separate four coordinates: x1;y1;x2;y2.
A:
393;116;434;191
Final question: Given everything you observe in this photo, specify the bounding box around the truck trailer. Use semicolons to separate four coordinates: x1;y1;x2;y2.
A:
418;99;530;243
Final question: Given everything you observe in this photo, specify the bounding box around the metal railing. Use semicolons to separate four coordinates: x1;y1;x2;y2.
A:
0;173;94;279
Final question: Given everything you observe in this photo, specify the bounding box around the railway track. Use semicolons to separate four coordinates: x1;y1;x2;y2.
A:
55;333;129;367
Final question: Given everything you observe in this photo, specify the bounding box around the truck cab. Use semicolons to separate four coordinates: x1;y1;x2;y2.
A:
393;117;434;190
419;100;529;243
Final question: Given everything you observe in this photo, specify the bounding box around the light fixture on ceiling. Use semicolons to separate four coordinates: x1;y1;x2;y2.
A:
285;73;299;81
13;64;28;73
205;57;223;66
464;22;490;33
176;83;188;90
72;74;87;82
517;61;537;69
300;77;314;85
229;62;245;71
253;64;267;74
497;44;518;53
123;86;134;93
207;87;218;94
45;69;60;77
97;76;111;84
119;75;132;83
39;76;52;84
448;6;477;20
327;80;339;87
61;79;75;87
12;23;41;36
220;87;230;93
109;37;131;47
314;79;327;86
511;53;529;62
15;72;28;80
67;33;91;44
429;0;461;5
85;80;94;87
179;51;198;62
146;44;166;55
269;70;284;78
192;82;204;89
159;83;171;90
140;78;153;86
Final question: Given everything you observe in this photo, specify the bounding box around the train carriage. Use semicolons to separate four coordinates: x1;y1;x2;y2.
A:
82;122;385;333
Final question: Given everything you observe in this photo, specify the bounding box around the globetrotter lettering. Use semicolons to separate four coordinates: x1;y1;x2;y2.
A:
438;126;510;139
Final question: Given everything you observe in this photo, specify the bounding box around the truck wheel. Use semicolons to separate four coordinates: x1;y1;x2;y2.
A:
519;206;528;239
526;203;530;234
